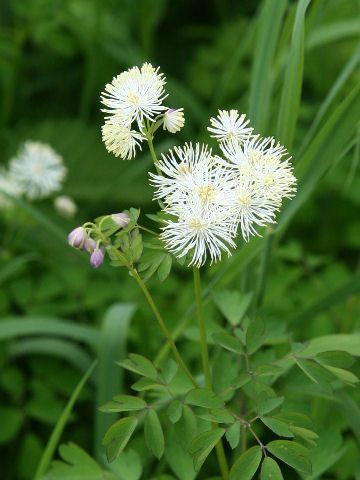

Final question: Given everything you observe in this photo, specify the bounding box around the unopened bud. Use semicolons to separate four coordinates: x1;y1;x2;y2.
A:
84;237;96;254
54;195;77;218
68;227;88;248
111;212;130;228
163;108;185;133
90;248;104;268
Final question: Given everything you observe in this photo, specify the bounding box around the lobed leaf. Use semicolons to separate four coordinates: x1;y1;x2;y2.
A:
99;395;147;413
102;416;137;463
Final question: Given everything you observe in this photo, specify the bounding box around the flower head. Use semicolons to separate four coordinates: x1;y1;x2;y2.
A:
0;168;22;209
163;108;185;133
101;63;168;130
220;136;297;206
102;118;145;160
228;177;278;241
151;143;237;267
208;110;253;144
9;141;66;199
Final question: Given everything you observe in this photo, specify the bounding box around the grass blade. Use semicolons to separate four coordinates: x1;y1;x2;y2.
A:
95;302;135;462
301;44;360;154
9;337;93;373
278;82;360;231
34;359;97;479
276;0;311;149
249;0;287;133
0;317;99;347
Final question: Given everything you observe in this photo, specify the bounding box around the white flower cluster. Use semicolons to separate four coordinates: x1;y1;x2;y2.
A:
101;63;185;160
150;110;297;267
0;141;67;208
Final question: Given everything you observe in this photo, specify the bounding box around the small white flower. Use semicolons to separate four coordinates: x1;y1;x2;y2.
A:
101;63;168;130
54;195;77;218
9;141;66;200
208;110;253;143
102;118;145;160
150;142;212;200
162;108;185;133
229;177;278;241
0;168;22;208
160;198;236;268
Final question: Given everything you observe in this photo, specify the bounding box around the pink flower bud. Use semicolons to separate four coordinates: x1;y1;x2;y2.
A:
67;227;88;248
90;248;104;268
111;212;130;228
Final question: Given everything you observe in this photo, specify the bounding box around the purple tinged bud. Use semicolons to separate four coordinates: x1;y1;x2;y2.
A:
90;248;104;268
68;227;88;248
111;212;130;228
166;108;176;114
84;237;96;254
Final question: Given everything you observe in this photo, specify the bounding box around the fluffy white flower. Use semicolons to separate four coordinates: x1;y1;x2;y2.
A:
220;136;297;205
101;63;168;130
162;108;185;133
151;143;237;266
0;168;22;208
102;118;145;160
9;141;66;200
150;143;211;200
228;177;278;241
160;199;236;268
208;110;253;143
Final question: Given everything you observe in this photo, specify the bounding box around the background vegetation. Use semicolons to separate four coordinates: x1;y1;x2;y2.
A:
0;0;360;479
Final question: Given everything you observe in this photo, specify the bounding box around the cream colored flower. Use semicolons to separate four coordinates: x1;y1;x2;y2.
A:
208;110;253;143
101;63;168;130
102;118;145;160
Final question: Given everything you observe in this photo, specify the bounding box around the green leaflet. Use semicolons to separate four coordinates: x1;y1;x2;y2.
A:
188;428;225;471
145;409;165;459
266;440;311;474
230;446;262;480
260;457;283;480
186;388;224;409
102;416;138;463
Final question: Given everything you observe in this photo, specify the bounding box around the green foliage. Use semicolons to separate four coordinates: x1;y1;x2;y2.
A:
102;416;138;463
229;446;262;480
188;428;225;471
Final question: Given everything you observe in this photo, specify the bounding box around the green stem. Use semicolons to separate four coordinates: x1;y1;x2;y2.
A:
145;124;162;176
193;267;229;480
109;246;198;388
255;230;274;309
193;267;211;388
